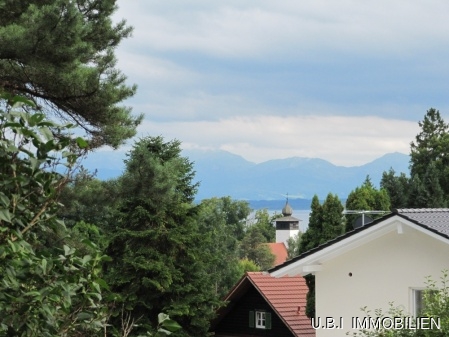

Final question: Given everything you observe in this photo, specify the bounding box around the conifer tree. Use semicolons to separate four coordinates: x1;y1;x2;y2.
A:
321;193;345;239
409;108;449;204
298;194;345;318
410;109;449;180
105;136;217;336
381;108;449;208
0;0;142;148
408;163;446;208
380;169;410;209
299;195;322;253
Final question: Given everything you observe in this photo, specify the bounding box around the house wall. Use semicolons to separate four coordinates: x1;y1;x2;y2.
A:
214;286;295;337
315;222;449;337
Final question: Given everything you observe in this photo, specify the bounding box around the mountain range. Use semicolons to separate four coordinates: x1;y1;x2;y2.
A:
83;149;410;202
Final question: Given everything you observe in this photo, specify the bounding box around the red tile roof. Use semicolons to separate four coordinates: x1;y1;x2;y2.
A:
266;242;288;266
222;272;315;337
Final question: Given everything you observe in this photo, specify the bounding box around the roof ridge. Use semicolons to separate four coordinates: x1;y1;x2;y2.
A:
395;208;449;213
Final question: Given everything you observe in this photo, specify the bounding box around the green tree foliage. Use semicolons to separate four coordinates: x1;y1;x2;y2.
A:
408;108;449;207
237;258;261;273
286;233;303;260
410;109;449;182
247;209;277;242
0;0;142;148
380;169;410;209
381;108;449;208
155;313;182;337
239;227;275;271
345;176;390;232
196;197;251;299
0;93;108;336
321;193;345;238
299;195;323;253
105;136;217;337
298;194;345;319
59;170;119;230
409;162;447;208
218;197;251;241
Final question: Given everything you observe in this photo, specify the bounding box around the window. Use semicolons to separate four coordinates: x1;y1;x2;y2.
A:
256;311;266;328
249;310;272;329
412;288;437;316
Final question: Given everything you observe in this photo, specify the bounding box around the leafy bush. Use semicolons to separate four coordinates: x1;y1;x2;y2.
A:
0;93;108;336
350;270;449;337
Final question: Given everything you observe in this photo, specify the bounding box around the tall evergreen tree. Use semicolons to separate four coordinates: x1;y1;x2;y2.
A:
298;194;345;318
0;0;142;148
410;109;449;179
321;193;345;239
345;176;390;232
381;109;449;208
105;136;217;336
58;171;119;229
380;168;410;209
408;163;447;208
299;195;322;253
409;108;449;205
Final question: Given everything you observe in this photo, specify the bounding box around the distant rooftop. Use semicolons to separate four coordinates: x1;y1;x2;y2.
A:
266;243;288;266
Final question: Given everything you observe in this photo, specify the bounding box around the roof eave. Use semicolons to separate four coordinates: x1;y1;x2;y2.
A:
271;214;423;277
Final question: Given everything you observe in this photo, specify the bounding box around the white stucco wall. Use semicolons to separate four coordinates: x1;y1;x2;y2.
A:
276;229;299;247
314;221;449;337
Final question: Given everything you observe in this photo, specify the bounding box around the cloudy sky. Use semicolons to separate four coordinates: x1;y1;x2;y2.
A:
96;1;449;167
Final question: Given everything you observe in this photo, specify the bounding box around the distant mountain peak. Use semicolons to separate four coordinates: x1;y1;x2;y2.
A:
82;150;410;201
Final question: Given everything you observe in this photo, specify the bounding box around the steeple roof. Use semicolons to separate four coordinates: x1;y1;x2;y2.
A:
282;201;293;216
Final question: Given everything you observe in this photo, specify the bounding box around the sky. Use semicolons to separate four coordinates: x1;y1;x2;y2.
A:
93;1;449;168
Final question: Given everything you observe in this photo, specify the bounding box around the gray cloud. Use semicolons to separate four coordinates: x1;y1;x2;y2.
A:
110;0;449;167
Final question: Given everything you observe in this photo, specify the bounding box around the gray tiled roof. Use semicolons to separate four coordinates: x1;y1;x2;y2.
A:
395;208;449;238
270;208;449;274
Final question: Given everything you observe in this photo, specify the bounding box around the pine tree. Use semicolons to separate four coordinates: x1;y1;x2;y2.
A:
0;0;142;148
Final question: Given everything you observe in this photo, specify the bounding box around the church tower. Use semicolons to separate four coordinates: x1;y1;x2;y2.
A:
275;198;300;247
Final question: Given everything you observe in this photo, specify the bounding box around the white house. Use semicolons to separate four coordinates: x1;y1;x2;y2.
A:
269;208;449;337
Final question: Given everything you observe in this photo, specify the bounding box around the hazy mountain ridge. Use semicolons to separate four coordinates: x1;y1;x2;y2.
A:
82;149;410;202
182;150;410;201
